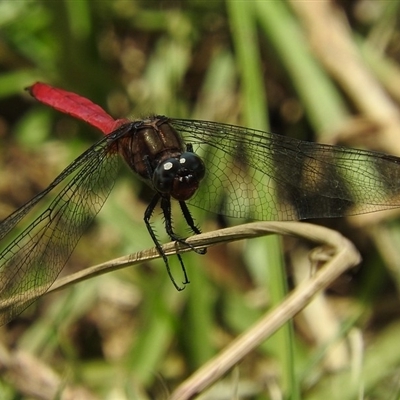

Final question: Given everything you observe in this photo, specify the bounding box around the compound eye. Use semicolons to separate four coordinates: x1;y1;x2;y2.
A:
152;159;179;193
179;152;205;180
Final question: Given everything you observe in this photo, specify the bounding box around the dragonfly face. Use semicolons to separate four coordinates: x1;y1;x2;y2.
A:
151;152;205;201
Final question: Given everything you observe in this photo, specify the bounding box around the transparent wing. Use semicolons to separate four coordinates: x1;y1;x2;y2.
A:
171;119;400;220
0;135;120;325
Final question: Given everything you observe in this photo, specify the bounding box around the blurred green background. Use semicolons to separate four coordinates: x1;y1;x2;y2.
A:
1;1;400;399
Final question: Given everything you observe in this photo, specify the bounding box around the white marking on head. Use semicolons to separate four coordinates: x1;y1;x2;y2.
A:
164;162;173;170
180;157;186;164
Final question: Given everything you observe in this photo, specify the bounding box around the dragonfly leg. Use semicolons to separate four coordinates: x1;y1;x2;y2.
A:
179;201;206;255
144;194;186;290
160;196;200;251
179;200;201;234
186;143;194;152
160;196;207;285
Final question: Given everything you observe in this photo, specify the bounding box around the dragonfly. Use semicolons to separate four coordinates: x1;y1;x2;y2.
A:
1;82;400;325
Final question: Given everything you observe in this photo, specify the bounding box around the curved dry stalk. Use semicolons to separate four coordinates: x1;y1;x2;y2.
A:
1;222;360;335
47;221;355;293
167;222;361;400
0;221;346;310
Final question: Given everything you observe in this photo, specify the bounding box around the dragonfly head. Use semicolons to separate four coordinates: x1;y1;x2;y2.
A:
152;152;205;201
